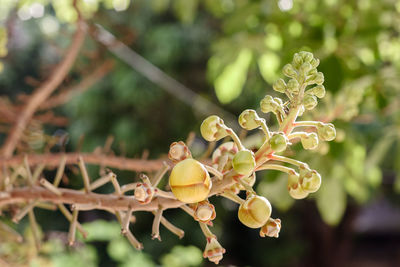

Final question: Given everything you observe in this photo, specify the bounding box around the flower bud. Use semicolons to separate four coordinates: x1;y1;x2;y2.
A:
317;123;336;141
272;78;287;93
300;62;313;74
169;159;211;203
287;172;309;199
303;94;318;110
238;109;262;130
203;237;226;264
269;133;288;152
260;95;279;114
193;200;216;223
307;72;324;85
238;195;272;228
292;53;303;68
260;218;281;238
299;51;313;62
232;150;256;176
168;141;192;163
212;142;238;172
287;78;300;94
282;63;297;78
200;115;229;142
134;182;154;204
310;58;320;68
300;169;321;193
308;85;326;98
301;132;319;150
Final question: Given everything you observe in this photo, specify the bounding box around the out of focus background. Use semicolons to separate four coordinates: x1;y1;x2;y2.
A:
1;0;400;266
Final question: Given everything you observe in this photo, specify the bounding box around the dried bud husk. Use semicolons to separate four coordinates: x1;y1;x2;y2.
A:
260;218;281;238
200;115;229;142
169;159;211;203
238;195;272;228
301;132;319;150
269;133;288;152
232;150;256;176
238;109;262;130
134;183;155;204
282;63;297;78
168;141;192;163
193;201;216;223
287;172;309;199
273;78;287;93
317;123;336;141
287;78;300;94
303;94;318;110
203;237;226;264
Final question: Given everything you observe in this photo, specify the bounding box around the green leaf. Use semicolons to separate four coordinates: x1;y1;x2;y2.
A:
82;220;121;242
258;52;280;83
214;48;252;104
316;175;346;226
161;245;203;267
172;0;199;24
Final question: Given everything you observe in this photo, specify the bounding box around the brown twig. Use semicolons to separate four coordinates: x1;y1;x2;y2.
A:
1;20;86;158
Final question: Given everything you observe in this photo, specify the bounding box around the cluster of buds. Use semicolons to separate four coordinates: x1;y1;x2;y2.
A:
163;51;336;264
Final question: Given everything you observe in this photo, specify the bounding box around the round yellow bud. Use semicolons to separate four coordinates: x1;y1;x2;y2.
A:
238;195;272;228
287;173;309;199
169;159;211;203
300;170;321;193
301;132;319;150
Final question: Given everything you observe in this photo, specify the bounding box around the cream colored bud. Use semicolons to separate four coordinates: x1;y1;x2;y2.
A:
238;195;272;228
300;170;321;193
134;183;154;204
169;159;211;203
287;172;309;199
238;109;262;130
260;95;279;114
299;51;313;62
200;115;229;142
212;142;238;173
301;132;319;150
317;123;336;141
310;58;320;68
194;201;216;223
303;94;318;110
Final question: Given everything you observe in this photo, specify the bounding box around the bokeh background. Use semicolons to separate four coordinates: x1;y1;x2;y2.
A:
1;0;400;266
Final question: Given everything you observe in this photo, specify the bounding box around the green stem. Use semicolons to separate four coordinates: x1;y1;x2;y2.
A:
256;164;297;175
292;121;320;128
287;132;307;140
269;155;305;167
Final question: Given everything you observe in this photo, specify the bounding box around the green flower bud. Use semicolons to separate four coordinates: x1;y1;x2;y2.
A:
292;53;303;68
303;94;318;110
317;123;336;141
299;51;313;62
300;62;313;74
310;58;320;68
232;149;256;175
301;132;319;150
287;172;309;199
287;78;300;94
200;115;229;142
260;95;279;114
274;97;284;105
282;64;297;78
300;170;321;193
272;78;287;93
269;133;288;152
307;72;324;85
238;109;261;130
308;85;326;98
